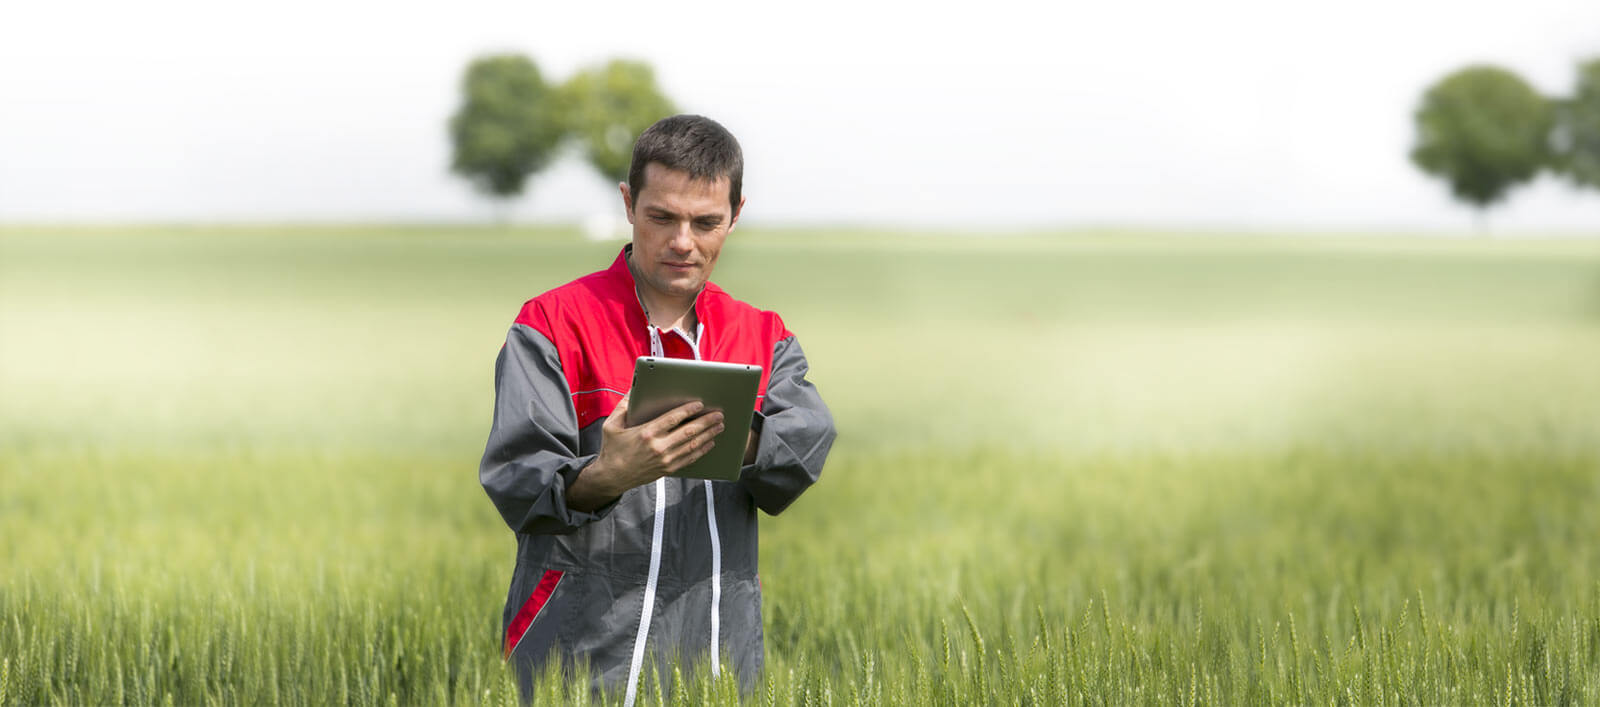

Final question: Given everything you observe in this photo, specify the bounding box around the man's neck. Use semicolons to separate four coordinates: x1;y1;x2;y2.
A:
641;290;697;334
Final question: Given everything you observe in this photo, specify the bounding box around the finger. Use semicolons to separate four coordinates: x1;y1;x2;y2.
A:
661;417;723;469
646;400;705;435
650;414;719;459
607;392;631;427
674;418;725;456
668;412;724;449
666;437;717;473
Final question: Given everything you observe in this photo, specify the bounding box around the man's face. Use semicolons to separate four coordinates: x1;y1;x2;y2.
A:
622;162;744;303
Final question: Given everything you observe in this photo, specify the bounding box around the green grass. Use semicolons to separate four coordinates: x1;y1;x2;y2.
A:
2;225;1599;704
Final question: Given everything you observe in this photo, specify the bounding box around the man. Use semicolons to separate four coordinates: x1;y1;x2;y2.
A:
479;114;836;703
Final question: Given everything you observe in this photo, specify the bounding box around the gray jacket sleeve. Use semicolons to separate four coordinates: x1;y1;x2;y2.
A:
738;335;837;515
480;323;615;534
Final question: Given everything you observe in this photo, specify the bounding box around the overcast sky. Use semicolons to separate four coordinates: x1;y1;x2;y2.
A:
2;0;1598;230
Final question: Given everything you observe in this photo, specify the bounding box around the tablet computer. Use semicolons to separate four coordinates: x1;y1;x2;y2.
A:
626;356;761;481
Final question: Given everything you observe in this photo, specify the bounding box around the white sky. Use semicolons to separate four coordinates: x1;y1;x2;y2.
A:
1;0;1598;230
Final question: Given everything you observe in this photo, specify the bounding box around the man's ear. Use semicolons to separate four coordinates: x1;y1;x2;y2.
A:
619;182;636;224
729;195;747;231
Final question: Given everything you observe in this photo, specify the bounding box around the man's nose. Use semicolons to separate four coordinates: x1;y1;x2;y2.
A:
668;223;694;252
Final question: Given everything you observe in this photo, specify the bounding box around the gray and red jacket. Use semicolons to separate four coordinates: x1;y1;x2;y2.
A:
479;246;836;701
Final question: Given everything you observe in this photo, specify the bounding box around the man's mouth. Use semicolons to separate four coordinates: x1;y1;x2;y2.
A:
663;262;696;271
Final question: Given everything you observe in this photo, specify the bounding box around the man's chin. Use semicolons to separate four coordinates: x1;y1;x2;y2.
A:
668;282;704;298
664;273;705;293
646;274;704;300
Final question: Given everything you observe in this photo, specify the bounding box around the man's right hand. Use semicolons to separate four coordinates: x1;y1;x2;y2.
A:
566;393;725;512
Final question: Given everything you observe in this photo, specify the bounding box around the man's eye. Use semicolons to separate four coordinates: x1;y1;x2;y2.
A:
695;221;718;231
650;216;672;224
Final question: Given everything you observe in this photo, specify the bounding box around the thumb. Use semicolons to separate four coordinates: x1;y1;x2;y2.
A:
608;391;631;426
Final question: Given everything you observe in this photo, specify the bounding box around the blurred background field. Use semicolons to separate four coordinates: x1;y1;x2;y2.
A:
2;226;1598;704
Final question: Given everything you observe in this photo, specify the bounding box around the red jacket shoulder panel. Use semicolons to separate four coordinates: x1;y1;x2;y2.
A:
695;288;792;402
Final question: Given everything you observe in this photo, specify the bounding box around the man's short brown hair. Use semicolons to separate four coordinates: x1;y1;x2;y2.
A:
628;114;743;216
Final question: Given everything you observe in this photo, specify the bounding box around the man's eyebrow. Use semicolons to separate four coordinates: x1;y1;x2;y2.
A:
645;206;723;224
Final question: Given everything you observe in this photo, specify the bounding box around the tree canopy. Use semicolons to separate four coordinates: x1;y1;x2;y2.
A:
1410;65;1553;212
448;54;565;202
1551;57;1600;192
561;60;678;183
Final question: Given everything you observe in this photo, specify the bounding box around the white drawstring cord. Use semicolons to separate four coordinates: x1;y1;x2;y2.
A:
688;323;723;678
622;476;666;707
625;321;723;702
623;328;668;707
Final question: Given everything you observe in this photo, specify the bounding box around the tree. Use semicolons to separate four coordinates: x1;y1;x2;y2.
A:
560;59;677;183
449;54;565;220
1551;57;1600;192
1410;65;1553;226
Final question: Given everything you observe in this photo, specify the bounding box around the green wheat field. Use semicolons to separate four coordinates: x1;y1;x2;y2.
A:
2;226;1599;705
